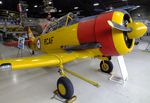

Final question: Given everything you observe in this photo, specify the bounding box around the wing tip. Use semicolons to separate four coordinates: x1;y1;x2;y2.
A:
0;63;12;71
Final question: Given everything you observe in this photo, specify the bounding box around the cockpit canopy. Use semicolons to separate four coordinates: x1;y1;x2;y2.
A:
43;12;79;34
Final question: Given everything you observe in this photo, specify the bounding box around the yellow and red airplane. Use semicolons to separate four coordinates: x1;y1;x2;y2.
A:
0;10;147;101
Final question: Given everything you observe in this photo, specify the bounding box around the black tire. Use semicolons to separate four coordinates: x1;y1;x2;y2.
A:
57;77;74;99
100;60;113;73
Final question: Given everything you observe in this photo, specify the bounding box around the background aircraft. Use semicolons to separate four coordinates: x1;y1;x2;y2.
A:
0;10;147;102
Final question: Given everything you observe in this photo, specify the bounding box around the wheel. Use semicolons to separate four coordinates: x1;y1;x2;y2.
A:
100;60;113;73
57;77;74;99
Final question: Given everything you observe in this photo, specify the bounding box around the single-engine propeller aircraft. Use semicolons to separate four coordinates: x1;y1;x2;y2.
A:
0;10;147;102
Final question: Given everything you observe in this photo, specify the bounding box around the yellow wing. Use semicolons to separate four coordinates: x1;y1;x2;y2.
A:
0;49;101;71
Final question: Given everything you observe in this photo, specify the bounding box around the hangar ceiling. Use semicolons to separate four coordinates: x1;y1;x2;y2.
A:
0;0;150;18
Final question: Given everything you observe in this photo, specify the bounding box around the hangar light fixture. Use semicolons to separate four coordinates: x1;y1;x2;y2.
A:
137;13;141;17
26;9;29;11
34;5;38;8
48;1;52;5
136;5;140;8
93;3;99;6
58;10;62;12
0;1;2;4
74;7;79;10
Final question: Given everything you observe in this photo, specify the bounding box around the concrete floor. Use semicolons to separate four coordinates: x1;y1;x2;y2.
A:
0;42;150;103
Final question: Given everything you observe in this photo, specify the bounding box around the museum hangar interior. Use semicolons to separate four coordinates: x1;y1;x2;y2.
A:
0;0;150;103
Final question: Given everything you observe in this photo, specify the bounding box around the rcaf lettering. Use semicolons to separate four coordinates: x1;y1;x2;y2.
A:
44;37;54;45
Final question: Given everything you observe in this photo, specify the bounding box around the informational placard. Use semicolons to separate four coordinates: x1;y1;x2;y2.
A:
18;37;25;49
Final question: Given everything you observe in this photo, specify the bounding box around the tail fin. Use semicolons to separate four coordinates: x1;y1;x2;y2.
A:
27;27;35;41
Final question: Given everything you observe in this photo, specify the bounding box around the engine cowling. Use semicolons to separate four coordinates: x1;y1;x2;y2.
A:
77;10;147;56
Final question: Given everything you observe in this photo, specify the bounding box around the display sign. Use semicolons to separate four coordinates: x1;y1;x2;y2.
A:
18;37;25;49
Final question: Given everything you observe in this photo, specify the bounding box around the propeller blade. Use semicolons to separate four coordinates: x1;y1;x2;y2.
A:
107;20;132;32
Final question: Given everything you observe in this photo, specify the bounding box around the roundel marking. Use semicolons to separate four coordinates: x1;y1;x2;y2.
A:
37;38;41;49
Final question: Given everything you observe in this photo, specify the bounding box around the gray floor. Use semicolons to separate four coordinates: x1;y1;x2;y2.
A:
0;42;150;103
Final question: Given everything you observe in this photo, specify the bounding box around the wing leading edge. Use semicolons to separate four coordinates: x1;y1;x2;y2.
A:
0;49;101;71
